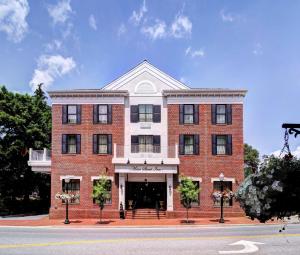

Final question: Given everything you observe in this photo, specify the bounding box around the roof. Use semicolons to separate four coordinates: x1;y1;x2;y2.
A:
162;89;247;97
48;89;129;98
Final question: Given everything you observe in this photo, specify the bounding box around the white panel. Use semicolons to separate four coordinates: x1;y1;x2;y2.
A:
166;96;244;104
119;174;126;210
167;174;173;211
127;173;165;182
115;164;177;174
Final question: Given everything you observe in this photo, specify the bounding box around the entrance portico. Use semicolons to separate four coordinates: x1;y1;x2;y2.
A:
116;165;176;211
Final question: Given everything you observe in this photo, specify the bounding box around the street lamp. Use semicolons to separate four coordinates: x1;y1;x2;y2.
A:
64;177;70;224
219;172;225;223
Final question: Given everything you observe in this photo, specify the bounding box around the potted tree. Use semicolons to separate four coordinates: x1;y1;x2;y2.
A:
92;174;111;224
177;175;200;223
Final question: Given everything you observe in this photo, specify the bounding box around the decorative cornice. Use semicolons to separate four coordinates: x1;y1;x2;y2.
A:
162;89;247;97
48;89;129;98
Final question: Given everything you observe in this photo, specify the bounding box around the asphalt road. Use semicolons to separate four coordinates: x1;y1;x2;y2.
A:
0;224;299;255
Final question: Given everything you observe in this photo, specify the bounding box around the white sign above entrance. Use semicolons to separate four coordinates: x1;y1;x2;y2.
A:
115;164;177;174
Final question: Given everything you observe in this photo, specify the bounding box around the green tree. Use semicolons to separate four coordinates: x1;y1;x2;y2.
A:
92;174;111;223
0;84;51;215
244;143;260;177
177;176;200;223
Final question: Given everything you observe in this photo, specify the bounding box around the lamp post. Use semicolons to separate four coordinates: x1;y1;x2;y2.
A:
64;178;70;224
219;172;225;223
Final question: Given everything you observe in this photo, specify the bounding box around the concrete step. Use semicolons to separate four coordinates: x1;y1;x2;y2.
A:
126;209;166;219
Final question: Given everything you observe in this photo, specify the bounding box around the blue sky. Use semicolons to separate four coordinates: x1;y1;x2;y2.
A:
0;0;299;156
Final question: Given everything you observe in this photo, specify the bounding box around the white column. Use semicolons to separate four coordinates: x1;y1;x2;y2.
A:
119;173;126;210
166;174;173;211
43;148;47;161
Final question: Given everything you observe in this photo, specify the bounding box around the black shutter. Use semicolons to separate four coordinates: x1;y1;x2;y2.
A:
62;134;67;154
130;105;139;123
93;105;98;124
226;135;232;155
107;134;112;154
153;135;161;153
76;134;81;154
194;135;199;155
153;105;161;123
194;105;199;124
107;105;112;124
226;104;232;125
179;105;184;124
62;105;68;124
76;105;81;124
212;135;217;155
93;134;98;154
131;135;139;153
179;135;185;155
211;105;216;124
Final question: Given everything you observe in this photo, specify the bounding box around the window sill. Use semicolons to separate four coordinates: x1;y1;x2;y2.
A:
62;153;78;156
96;153;111;156
214;123;230;126
214;154;231;157
213;205;232;208
62;123;80;125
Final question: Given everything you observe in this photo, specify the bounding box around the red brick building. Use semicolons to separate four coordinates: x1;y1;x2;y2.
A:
28;61;247;219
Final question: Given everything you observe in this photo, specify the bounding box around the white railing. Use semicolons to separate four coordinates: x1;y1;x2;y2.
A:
114;144;179;159
29;148;51;162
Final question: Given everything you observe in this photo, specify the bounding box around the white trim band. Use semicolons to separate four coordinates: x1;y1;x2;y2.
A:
178;176;202;182
91;176;114;182
211;177;235;183
60;175;82;181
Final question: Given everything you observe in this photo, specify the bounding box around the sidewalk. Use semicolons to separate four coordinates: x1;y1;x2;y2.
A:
0;215;288;227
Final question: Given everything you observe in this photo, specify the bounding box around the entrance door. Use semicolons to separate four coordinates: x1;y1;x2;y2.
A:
126;182;166;209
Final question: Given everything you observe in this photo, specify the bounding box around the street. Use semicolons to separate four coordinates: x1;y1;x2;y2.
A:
0;224;299;254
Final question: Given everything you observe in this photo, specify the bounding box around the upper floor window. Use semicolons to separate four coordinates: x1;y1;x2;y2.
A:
93;105;112;124
211;104;232;125
130;105;161;123
212;134;232;155
139;104;153;122
93;134;112;154
62;134;81;154
131;135;160;153
179;134;199;155
62;179;80;204
62;105;81;124
179;104;199;124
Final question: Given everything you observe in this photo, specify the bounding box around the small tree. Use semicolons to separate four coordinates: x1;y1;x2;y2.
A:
177;175;200;223
92;174;111;223
244;143;260;177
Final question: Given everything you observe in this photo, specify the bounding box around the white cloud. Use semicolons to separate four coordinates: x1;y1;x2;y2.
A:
185;46;205;58
30;55;76;91
118;23;126;36
130;0;147;25
220;9;236;22
141;19;166;40
272;146;300;159
0;0;29;43
170;14;192;38
253;43;263;55
89;14;97;30
45;39;62;51
48;0;72;25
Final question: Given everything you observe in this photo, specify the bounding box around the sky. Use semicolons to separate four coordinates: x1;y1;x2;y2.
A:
0;0;300;156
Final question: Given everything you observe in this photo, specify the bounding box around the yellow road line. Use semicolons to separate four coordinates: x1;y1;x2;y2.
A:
1;233;300;249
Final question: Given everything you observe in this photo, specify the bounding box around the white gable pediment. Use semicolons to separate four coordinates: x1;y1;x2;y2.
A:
101;61;189;94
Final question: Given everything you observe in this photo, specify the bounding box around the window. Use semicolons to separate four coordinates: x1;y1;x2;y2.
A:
213;181;233;207
67;105;77;123
216;105;226;124
131;135;160;153
93;134;112;154
62;134;81;154
211;104;232;125
62;105;81;124
191;181;200;207
67;135;77;153
93;180;112;204
184;105;194;124
216;135;226;155
98;105;108;124
179;134;199;155
139;105;153;122
184;135;194;155
62;179;80;204
179;104;199;125
212;135;232;155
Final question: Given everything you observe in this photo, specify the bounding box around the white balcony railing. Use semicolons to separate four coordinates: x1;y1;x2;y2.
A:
113;144;179;165
28;148;51;173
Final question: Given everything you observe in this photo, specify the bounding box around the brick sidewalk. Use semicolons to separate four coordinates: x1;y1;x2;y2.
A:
0;216;282;227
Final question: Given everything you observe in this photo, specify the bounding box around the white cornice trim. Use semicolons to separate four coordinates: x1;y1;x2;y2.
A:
91;176;114;182
211;177;236;183
178;176;202;182
102;61;190;91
